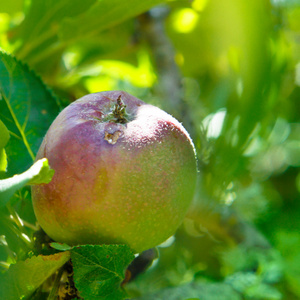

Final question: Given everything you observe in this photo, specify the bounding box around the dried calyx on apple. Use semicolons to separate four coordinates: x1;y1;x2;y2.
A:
31;91;197;253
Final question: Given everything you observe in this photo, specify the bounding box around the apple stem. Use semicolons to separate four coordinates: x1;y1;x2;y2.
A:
112;95;128;124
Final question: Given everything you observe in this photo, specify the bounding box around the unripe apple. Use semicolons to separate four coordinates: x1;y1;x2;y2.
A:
31;91;197;253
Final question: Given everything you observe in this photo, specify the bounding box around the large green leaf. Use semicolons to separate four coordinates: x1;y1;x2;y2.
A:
0;158;54;207
0;50;60;176
71;244;135;300
11;0;97;60
60;0;167;41
0;251;70;300
11;0;167;67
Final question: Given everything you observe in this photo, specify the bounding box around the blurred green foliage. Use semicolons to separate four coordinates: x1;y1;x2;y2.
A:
0;0;300;299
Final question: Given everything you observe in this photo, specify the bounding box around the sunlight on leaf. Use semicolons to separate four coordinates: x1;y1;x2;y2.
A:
84;52;156;92
0;158;54;207
50;242;72;251
171;8;199;34
0;119;9;150
0;119;9;172
202;109;227;139
0;148;7;173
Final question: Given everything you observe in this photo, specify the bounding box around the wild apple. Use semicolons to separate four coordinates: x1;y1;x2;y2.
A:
31;91;197;253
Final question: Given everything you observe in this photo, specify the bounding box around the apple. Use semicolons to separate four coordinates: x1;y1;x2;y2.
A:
31;91;197;253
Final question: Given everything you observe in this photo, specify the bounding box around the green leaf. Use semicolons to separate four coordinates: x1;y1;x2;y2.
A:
0;119;10;173
134;281;242;300
27;159;54;185
0;251;70;300
11;0;97;59
11;0;96;42
12;0;166;67
50;242;72;251
0;148;7;173
0;119;9;150
0;158;54;207
71;244;135;300
60;0;167;42
0;50;60;176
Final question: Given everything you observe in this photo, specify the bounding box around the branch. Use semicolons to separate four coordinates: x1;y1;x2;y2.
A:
138;6;195;137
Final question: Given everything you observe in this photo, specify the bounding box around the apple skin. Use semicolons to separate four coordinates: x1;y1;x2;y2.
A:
31;91;197;253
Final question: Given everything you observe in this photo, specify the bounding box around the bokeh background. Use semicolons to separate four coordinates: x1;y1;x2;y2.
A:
0;0;300;299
